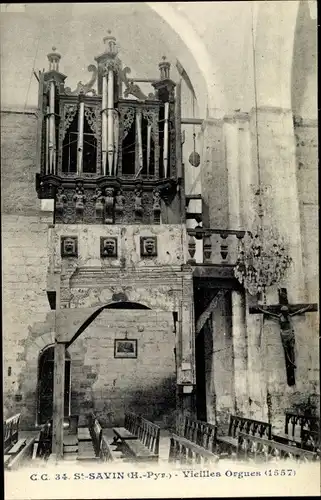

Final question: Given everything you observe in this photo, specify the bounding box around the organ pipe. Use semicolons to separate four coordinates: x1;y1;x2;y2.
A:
163;102;169;177
48;81;56;174
136;111;143;174
107;69;114;175
76;100;85;175
101;75;108;175
147;123;151;174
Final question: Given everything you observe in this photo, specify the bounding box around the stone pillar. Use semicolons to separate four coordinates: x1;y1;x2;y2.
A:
250;107;309;428
251;107;306;301
223;115;249;416
177;266;196;423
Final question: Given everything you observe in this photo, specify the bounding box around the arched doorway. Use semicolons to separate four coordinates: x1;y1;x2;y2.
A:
37;345;71;425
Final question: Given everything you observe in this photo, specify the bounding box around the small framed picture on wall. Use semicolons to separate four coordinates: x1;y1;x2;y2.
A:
114;339;137;359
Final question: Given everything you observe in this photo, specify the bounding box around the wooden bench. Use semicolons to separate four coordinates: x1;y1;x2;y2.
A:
301;429;320;453
100;435;114;462
237;432;319;463
78;417;101;461
5;437;37;471
78;417;113;462
78;427;92;441
169;434;219;466
112;412;139;445
7;439;26;455
122;416;160;462
37;420;52;459
4;413;21;454
183;416;217;453
216;415;272;456
273;411;320;449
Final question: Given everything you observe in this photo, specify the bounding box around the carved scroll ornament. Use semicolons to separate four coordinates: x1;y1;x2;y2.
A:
121;107;135;139
62;104;78;140
120;66;156;101
65;64;98;96
84;105;99;139
142;108;156;132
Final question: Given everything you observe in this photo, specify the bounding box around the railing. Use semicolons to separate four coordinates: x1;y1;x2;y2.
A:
4;414;21;454
169;434;219;465
183;416;217;453
237;432;319;462
187;227;246;266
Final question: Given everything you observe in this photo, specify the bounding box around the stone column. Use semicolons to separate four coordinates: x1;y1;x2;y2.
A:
223;115;249;416
250;107;309;427
177;266;196;423
251;107;306;301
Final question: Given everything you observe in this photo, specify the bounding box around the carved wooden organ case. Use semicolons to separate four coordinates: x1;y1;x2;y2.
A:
35;35;184;225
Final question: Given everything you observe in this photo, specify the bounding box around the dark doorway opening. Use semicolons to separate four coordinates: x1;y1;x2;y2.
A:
37;346;71;425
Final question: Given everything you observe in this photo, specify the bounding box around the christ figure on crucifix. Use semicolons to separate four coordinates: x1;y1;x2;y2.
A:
250;288;318;386
255;304;313;386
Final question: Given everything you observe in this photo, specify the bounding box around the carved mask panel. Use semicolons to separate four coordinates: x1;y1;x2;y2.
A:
140;236;157;257
61;236;78;258
101;237;118;258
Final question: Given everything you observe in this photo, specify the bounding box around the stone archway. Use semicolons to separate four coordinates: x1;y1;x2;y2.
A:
146;1;226;117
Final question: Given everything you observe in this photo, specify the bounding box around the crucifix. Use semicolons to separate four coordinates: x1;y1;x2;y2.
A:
249;288;318;386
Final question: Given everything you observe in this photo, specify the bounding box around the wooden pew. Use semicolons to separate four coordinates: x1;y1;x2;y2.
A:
301;429;320;453
216;415;272;456
112;412;140;445
78;417;113;462
4;414;21;454
237;432;319;463
5;437;37;471
169;434;219;466
183;416;217;453
122;416;160;462
100;435;114;462
273;411;320;448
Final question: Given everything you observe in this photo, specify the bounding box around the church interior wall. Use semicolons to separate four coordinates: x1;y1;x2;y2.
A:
1;111;53;426
1;1;318;434
68;309;176;428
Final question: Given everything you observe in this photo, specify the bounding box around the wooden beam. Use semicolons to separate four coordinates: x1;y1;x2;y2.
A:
181;118;203;125
52;341;65;460
196;290;227;335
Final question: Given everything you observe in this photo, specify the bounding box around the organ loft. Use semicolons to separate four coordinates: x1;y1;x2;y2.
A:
2;1;319;469
35;34;197;456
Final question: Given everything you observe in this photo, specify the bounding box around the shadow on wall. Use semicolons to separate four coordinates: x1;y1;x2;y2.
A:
93;376;177;429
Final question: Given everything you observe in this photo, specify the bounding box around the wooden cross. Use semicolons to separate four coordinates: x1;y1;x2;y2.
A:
249;288;318;386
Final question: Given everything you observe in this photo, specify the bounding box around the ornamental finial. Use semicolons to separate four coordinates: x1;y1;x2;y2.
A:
159;55;170;80
47;46;61;72
103;31;118;56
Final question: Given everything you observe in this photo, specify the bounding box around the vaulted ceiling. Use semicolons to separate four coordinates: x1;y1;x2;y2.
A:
0;1;316;118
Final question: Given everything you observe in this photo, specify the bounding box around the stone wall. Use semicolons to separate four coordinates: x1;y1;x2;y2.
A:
295;120;319;413
1;110;53;427
68;309;176;428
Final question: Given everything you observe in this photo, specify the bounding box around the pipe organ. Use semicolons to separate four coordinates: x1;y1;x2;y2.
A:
36;34;183;225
